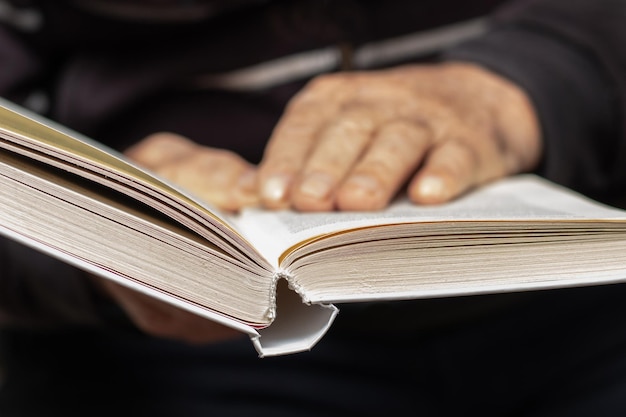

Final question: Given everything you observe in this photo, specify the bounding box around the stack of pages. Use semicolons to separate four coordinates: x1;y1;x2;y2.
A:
1;98;626;356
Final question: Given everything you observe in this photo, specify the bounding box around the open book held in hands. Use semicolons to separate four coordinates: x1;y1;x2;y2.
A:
2;98;626;357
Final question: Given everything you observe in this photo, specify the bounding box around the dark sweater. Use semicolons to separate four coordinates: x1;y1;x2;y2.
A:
1;1;626;415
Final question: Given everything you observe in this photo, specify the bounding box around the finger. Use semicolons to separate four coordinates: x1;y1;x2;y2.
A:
290;107;380;211
336;119;433;211
408;137;504;204
258;77;347;209
124;132;197;169
158;148;258;212
186;164;258;213
229;168;260;211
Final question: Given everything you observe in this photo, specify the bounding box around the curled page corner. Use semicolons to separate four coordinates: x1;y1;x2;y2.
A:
252;279;339;357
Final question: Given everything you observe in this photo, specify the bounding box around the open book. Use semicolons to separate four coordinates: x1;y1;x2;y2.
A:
2;98;626;356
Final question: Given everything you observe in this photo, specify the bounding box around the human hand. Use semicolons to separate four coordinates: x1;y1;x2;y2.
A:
94;277;244;344
257;62;542;211
113;133;256;343
125;132;258;212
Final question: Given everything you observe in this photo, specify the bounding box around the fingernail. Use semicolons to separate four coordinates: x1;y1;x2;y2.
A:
417;175;446;199
262;174;290;202
299;172;334;199
345;174;381;198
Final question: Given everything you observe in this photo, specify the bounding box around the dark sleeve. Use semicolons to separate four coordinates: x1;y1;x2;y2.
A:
0;26;42;103
443;0;626;204
0;26;111;327
0;238;105;326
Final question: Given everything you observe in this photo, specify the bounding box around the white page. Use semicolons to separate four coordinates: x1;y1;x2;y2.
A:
232;175;626;267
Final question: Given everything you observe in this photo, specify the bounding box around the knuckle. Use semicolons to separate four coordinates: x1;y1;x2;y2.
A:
372;119;431;168
381;119;429;147
273;114;320;139
358;159;398;182
289;73;346;106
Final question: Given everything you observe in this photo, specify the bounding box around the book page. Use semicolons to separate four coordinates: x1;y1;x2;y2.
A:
233;175;626;267
0;98;271;270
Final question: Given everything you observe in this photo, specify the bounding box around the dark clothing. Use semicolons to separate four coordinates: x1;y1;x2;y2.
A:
2;286;626;416
1;0;626;416
0;284;625;417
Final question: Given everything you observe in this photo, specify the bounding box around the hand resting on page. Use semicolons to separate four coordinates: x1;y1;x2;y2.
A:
257;62;542;211
91;133;259;345
92;61;543;345
125;132;259;212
